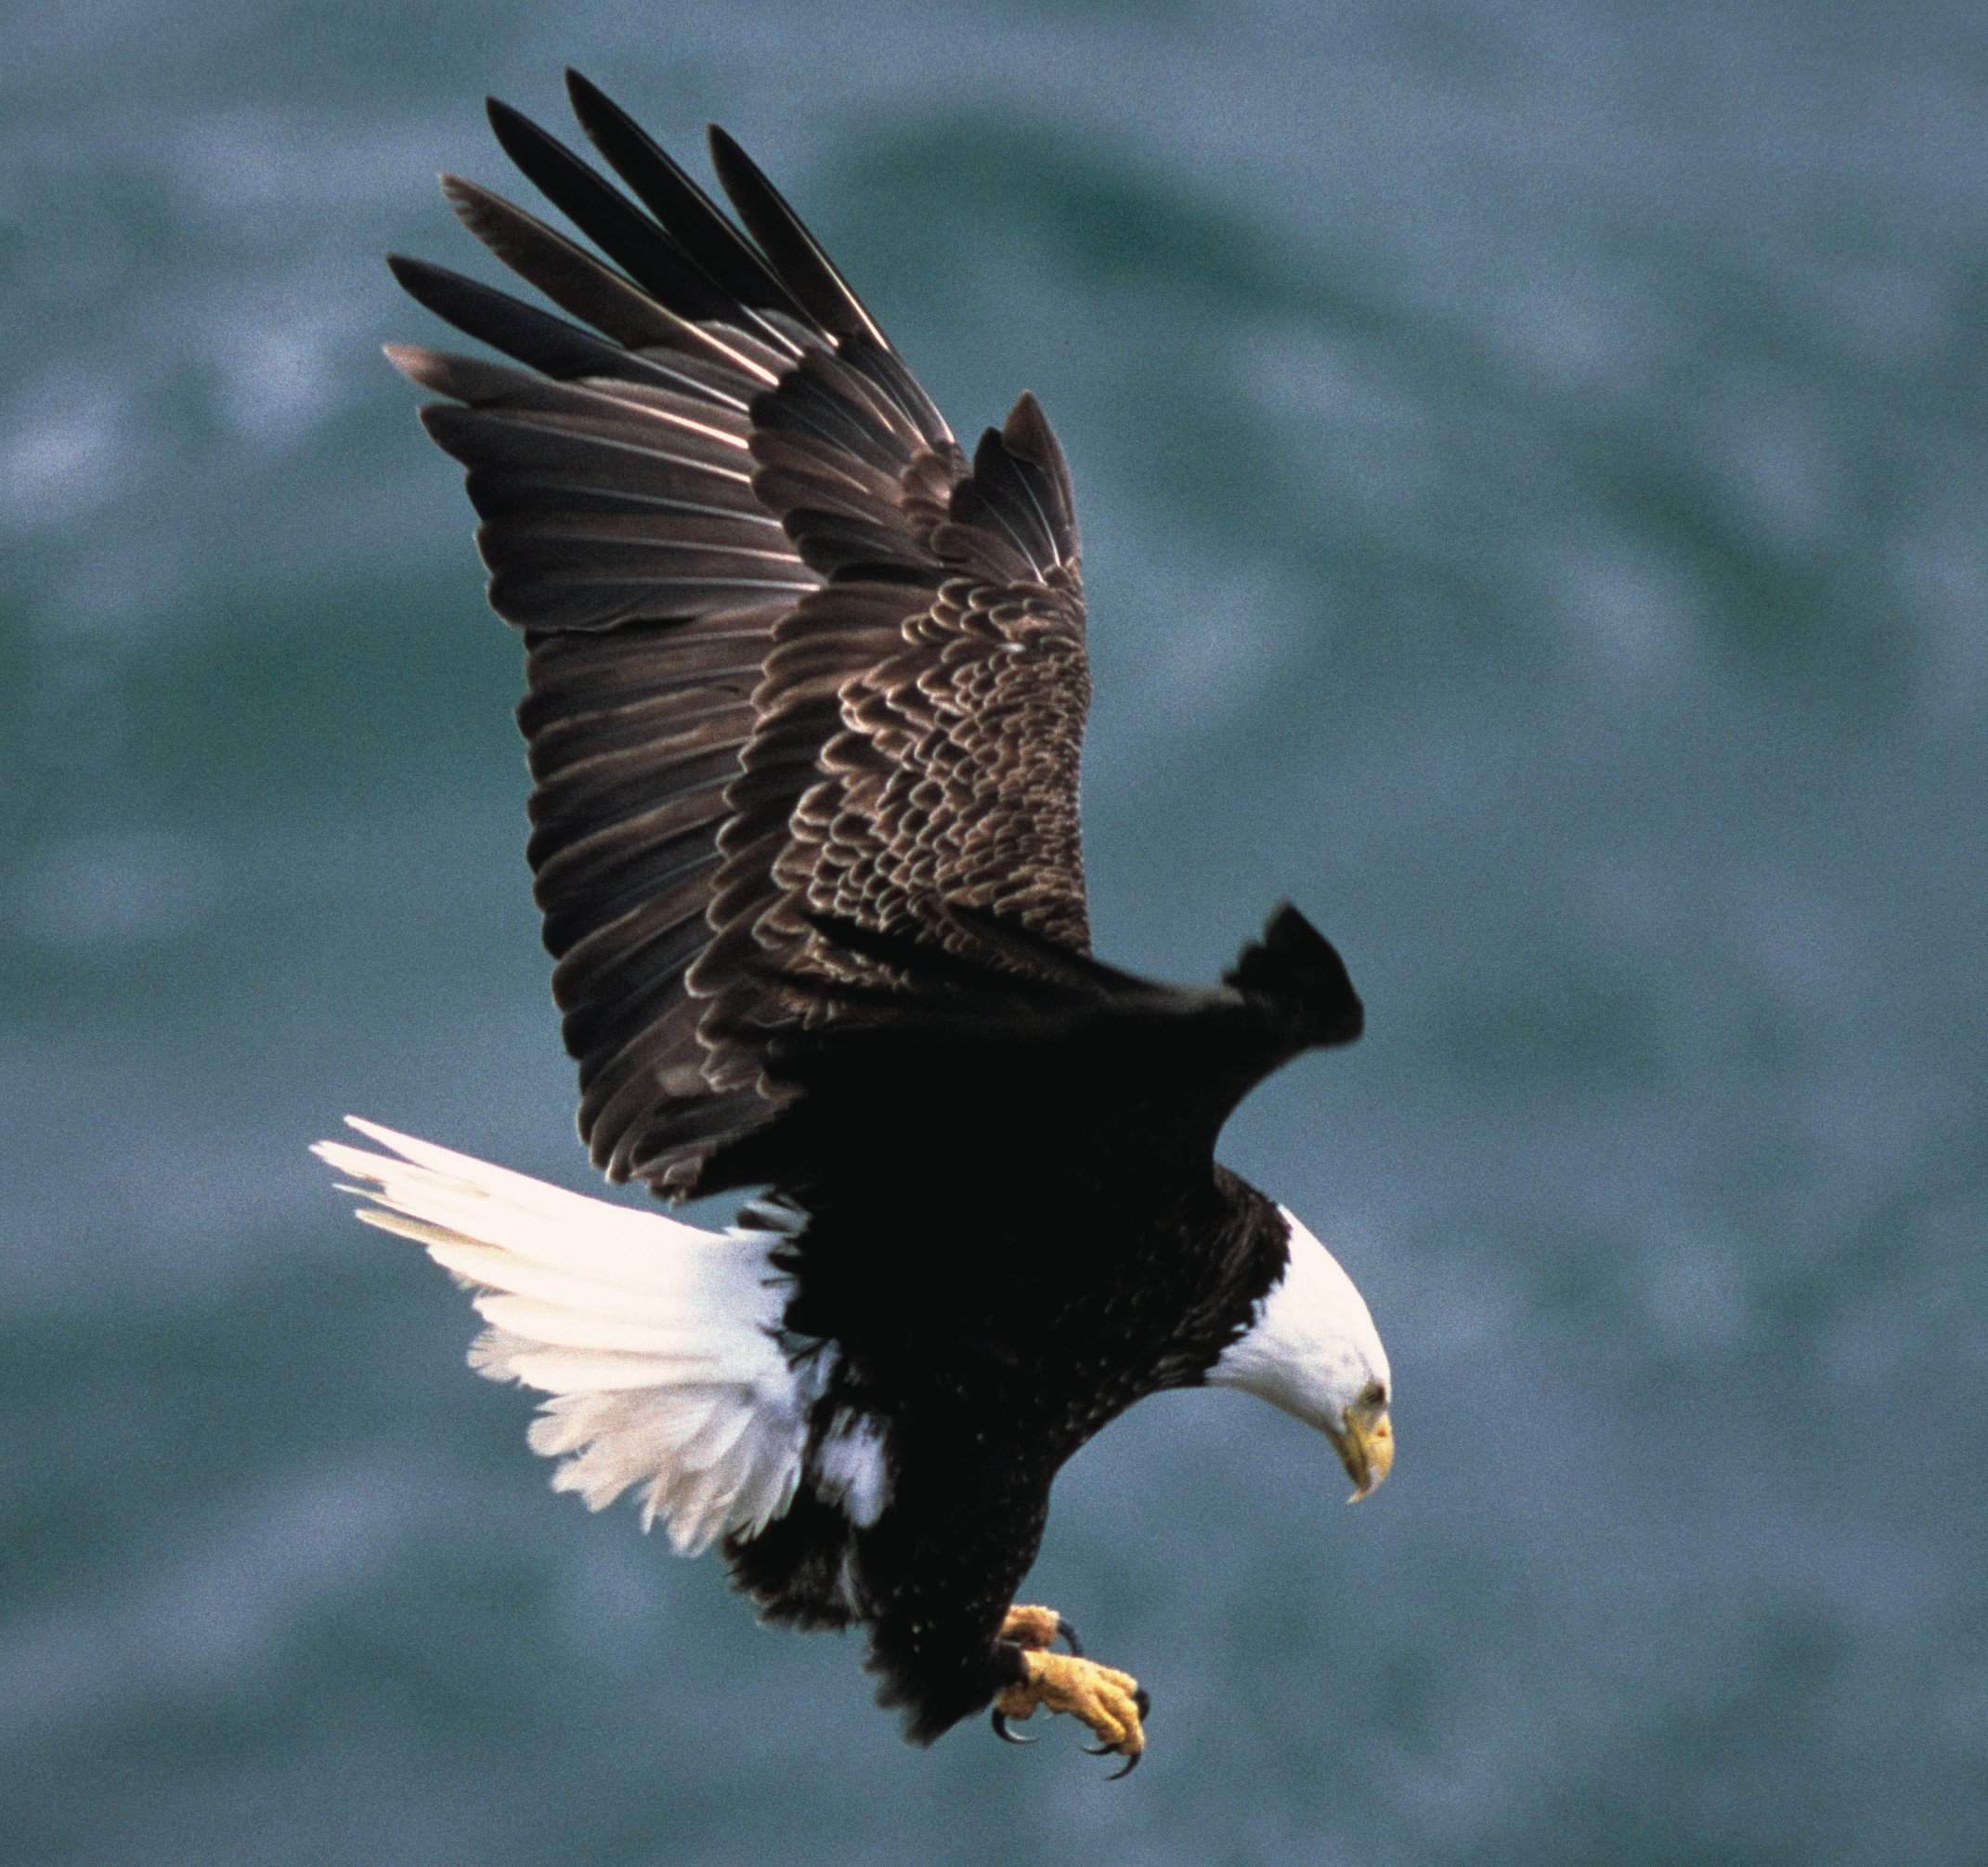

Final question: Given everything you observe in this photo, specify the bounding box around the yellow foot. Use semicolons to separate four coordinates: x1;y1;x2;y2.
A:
999;1603;1084;1653
994;1648;1150;1777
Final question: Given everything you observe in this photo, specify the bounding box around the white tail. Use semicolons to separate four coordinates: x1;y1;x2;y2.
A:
312;1119;821;1555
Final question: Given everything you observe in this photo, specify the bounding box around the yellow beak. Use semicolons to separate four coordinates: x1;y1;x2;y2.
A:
1332;1406;1395;1502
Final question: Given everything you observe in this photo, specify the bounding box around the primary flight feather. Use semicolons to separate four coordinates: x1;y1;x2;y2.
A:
318;71;1392;1773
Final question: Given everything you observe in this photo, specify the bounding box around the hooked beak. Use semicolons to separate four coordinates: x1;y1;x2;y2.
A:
1330;1405;1395;1502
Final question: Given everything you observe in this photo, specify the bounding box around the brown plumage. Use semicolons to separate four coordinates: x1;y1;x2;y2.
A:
391;78;1091;1197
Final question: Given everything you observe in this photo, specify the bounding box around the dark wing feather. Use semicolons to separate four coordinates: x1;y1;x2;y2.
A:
699;904;1364;1199
395;80;1089;1194
564;73;817;338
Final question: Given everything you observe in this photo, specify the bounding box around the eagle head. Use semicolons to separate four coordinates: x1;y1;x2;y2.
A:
1206;1207;1394;1501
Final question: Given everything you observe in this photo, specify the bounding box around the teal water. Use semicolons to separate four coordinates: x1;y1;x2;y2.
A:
4;4;1985;1861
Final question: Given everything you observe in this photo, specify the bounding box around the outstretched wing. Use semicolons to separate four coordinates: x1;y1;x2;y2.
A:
394;74;1089;1196
708;902;1365;1202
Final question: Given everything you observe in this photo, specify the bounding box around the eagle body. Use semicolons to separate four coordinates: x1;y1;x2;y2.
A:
318;72;1395;1770
734;1164;1292;1740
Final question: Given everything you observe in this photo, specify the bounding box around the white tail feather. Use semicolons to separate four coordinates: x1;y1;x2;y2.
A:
314;1119;822;1556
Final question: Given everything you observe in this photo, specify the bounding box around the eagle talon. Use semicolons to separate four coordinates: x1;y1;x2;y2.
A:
1000;1604;1085;1658
992;1648;1146;1775
1105;1750;1141;1781
991;1708;1034;1745
1000;1603;1079;1653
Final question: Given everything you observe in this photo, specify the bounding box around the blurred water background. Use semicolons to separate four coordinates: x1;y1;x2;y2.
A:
4;2;1986;1861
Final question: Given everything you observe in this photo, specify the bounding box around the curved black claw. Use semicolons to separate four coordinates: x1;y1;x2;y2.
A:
991;1708;1034;1746
1133;1684;1151;1719
1054;1614;1085;1656
1105;1748;1142;1780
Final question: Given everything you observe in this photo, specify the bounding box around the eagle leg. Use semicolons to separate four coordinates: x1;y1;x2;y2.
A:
992;1649;1149;1775
998;1603;1085;1655
990;1605;1081;1746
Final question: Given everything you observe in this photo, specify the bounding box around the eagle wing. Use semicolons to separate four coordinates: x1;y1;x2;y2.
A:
392;76;1089;1196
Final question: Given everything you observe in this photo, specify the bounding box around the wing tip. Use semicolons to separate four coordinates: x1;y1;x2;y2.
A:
381;341;436;386
999;390;1051;464
1228;904;1364;1049
564;68;621;137
1005;387;1043;426
487;94;568;174
386;251;467;311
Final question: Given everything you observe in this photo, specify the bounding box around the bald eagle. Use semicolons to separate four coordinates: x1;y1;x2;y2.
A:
316;73;1393;1775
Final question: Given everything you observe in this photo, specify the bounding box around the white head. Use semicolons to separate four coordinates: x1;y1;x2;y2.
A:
1206;1207;1394;1500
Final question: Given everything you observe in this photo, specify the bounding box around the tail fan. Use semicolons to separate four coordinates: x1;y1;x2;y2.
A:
312;1119;820;1555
